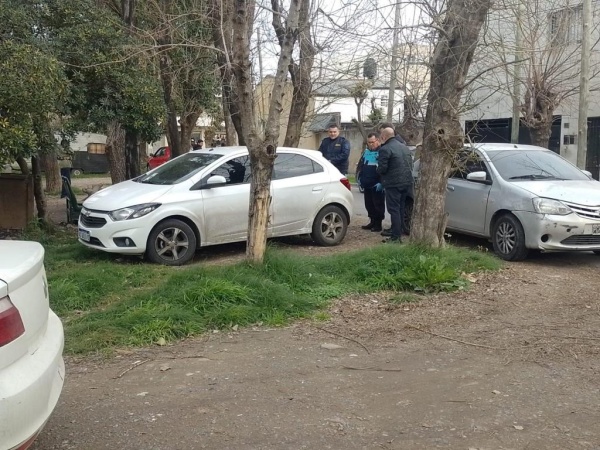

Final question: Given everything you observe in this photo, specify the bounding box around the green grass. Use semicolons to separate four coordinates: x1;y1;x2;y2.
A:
22;228;501;355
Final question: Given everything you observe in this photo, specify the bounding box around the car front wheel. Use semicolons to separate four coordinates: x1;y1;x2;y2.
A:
146;219;197;266
492;213;529;261
311;205;348;246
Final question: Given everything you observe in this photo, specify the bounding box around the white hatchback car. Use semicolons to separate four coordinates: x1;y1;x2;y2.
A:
78;147;354;265
0;241;65;450
423;143;600;260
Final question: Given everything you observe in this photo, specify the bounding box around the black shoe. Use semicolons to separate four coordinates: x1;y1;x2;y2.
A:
361;222;374;230
382;237;402;243
380;229;392;237
370;226;383;232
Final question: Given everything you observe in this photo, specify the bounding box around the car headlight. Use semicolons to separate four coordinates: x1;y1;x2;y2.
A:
109;203;161;221
532;198;572;215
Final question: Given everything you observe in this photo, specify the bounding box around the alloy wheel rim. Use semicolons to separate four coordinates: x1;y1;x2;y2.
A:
155;227;189;261
496;222;516;254
321;212;343;241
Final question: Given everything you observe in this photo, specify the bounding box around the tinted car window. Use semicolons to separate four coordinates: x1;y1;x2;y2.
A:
451;151;490;180
489;150;589;181
274;154;322;180
210;156;252;184
137;153;222;185
154;147;166;157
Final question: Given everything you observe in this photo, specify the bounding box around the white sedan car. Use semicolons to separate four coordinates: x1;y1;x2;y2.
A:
0;241;65;450
78;147;354;265
437;143;600;260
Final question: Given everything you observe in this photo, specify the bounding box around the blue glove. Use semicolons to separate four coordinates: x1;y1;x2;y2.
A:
374;183;383;192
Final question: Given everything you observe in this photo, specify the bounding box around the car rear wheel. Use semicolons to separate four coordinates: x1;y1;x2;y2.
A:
593;250;600;256
71;168;83;176
492;213;529;261
311;205;348;246
146;219;197;266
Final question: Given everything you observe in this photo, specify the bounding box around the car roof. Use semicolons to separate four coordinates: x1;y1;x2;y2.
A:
191;146;322;158
467;143;550;152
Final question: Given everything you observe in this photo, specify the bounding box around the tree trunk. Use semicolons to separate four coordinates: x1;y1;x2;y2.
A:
40;151;61;194
528;123;552;148
411;0;493;247
210;0;246;145
31;156;47;224
276;0;315;148
124;130;141;179
229;0;301;263
105;120;127;184
222;94;238;145
180;112;199;153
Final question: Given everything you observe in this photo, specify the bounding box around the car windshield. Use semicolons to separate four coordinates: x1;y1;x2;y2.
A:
488;150;589;181
136;153;223;185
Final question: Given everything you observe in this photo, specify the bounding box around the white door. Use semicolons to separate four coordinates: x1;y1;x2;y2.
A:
271;153;329;235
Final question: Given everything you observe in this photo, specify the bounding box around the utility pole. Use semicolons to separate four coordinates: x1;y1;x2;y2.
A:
577;0;592;169
386;1;401;122
511;0;523;143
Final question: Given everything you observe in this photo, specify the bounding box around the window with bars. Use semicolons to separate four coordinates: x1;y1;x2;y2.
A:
380;96;388;107
549;5;583;45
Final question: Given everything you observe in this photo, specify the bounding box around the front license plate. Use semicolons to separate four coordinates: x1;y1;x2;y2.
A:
78;228;90;242
592;224;600;235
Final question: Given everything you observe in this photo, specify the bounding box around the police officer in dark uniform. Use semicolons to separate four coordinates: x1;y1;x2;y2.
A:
318;124;351;175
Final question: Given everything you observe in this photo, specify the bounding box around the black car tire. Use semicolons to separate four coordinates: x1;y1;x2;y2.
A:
491;213;529;261
146;219;197;266
356;170;364;193
311;205;348;246
593;250;600;256
71;168;83;176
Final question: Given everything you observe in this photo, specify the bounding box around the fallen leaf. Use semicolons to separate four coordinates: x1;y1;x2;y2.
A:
492;390;501;395
513;425;524;430
156;337;166;346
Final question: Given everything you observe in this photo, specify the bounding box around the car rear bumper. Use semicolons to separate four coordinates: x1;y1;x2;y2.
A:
515;211;600;251
1;311;65;449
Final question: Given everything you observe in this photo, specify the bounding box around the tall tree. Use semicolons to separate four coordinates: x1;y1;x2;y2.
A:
411;0;494;246
214;0;303;263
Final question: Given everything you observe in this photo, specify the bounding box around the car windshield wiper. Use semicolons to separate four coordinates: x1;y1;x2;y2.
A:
509;174;560;180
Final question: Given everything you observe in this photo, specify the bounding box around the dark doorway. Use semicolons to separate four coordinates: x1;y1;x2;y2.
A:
465;117;562;154
587;117;600;180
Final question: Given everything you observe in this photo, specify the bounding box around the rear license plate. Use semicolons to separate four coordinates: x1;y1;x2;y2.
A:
78;229;90;242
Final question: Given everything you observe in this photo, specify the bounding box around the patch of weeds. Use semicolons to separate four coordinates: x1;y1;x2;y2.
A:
313;311;331;321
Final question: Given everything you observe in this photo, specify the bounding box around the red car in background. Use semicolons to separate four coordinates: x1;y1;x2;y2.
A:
147;146;171;170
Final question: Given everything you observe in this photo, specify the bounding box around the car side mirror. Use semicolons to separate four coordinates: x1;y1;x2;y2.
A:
582;169;593;179
206;175;227;185
466;171;490;184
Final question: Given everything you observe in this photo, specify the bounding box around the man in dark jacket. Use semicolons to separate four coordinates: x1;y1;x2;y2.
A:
318;124;351;175
356;133;385;232
376;127;414;243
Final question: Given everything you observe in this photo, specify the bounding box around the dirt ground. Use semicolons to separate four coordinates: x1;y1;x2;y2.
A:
33;179;600;450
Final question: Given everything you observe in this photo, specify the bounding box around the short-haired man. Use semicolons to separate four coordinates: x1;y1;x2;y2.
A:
378;122;406;145
318;124;351;175
376;127;414;243
356;133;386;232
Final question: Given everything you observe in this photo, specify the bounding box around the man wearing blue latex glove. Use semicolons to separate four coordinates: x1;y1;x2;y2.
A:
356;133;386;232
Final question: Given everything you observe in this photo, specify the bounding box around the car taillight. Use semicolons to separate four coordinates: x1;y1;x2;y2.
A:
340;178;352;191
0;296;25;347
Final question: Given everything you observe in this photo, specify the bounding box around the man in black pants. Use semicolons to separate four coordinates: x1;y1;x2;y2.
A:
356;133;386;232
376;127;414;243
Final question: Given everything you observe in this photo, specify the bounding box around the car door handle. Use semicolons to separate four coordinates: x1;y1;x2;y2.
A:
312;187;323;192
446;185;455;191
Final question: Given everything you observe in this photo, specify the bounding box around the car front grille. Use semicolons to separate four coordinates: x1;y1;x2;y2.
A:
564;202;600;220
80;215;107;228
561;235;600;246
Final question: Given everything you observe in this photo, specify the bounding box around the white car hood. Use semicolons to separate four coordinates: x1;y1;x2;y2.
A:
83;180;174;211
513;180;600;206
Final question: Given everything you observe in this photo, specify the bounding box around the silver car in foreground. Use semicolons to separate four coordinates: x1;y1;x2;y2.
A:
440;143;600;260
